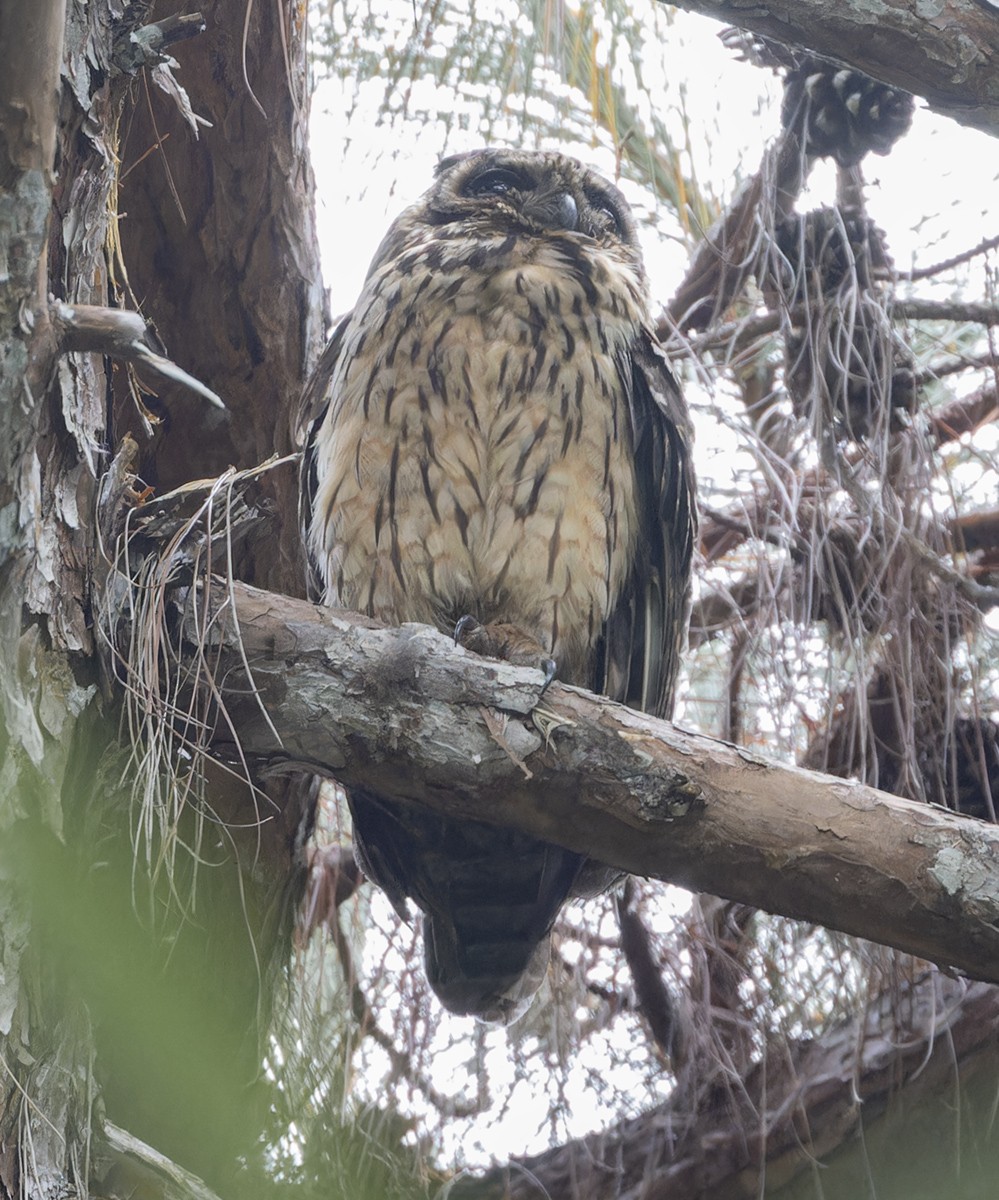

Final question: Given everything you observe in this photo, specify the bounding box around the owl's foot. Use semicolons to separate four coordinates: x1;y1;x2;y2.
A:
454;616;557;694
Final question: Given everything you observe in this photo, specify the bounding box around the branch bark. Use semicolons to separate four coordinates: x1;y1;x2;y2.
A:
96;1122;223;1200
158;578;999;986
671;0;999;138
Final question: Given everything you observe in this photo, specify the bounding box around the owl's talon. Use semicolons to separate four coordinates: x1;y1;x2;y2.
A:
454;614;481;645
454;617;554;681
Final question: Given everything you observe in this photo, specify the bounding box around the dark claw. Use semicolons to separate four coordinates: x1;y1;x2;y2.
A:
539;657;557;697
454;614;480;645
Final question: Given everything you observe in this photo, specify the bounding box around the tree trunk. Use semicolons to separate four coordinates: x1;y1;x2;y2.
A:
112;0;325;594
0;0;320;1194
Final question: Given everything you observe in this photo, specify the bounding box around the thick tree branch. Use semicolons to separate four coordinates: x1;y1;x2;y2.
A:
671;0;999;138
158;579;999;986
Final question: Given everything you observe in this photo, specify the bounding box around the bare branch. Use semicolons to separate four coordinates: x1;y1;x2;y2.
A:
897;297;999;327
112;11;207;75
900;232;999;282
673;297;999;364
51;301;226;409
144;579;999;987
915;351;998;388
616;879;682;1060
98;1121;223;1200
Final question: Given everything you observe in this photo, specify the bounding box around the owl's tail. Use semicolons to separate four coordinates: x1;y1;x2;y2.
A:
421;839;583;1022
347;789;583;1022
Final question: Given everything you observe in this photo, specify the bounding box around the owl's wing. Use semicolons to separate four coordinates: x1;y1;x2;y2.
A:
598;331;696;719
297;312;351;601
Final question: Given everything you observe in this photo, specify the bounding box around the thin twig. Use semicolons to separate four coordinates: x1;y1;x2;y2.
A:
897;234;999;283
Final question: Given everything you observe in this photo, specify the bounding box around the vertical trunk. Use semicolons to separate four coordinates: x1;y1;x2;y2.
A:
0;0;322;1194
1;0;112;1191
113;0;325;594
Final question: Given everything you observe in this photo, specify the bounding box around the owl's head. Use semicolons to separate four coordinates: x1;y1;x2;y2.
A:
366;149;645;280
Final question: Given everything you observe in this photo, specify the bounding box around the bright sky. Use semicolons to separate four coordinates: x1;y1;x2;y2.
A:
310;9;999;316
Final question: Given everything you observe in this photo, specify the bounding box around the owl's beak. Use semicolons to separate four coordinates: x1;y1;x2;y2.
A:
524;188;579;233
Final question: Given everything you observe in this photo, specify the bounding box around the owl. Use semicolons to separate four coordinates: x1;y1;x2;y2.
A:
299;149;695;1021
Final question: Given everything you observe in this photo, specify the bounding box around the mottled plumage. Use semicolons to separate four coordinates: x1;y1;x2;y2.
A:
300;149;695;1020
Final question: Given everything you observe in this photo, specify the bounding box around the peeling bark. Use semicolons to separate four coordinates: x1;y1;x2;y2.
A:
0;1;319;1195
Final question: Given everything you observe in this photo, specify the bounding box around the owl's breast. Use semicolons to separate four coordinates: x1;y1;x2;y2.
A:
308;232;646;680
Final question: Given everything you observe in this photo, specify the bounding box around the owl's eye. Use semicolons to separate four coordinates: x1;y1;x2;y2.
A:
586;190;626;236
463;167;535;198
